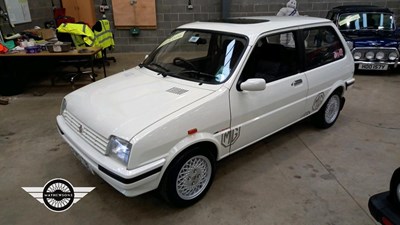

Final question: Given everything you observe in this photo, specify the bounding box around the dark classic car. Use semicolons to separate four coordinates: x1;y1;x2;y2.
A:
327;5;400;71
369;167;400;225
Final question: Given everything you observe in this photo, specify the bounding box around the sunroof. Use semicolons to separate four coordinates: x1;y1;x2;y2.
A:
208;18;269;24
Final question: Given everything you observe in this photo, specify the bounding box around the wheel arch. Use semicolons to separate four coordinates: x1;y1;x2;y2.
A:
330;84;345;110
389;167;400;206
156;133;220;186
318;83;345;111
156;135;219;205
327;83;345;98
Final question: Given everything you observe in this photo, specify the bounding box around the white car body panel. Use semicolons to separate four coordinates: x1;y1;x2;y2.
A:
127;86;231;169
65;67;216;141
229;73;308;152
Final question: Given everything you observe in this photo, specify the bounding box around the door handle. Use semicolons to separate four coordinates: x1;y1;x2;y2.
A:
291;79;303;86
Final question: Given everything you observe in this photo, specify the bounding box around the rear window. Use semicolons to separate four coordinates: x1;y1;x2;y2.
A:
303;26;345;70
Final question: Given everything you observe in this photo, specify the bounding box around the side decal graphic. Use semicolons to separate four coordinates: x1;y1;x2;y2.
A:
221;127;241;147
312;92;325;111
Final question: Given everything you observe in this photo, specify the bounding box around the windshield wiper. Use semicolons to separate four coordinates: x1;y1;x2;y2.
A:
176;70;215;78
150;62;169;71
160;70;215;81
143;62;170;76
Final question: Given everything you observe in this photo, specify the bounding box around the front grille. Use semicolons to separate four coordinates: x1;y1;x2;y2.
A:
63;110;108;155
352;47;399;61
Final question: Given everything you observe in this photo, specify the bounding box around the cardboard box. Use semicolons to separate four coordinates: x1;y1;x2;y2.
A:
25;29;56;40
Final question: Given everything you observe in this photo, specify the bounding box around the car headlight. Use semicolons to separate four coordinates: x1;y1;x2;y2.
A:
106;135;132;165
389;52;398;60
365;51;375;60
376;51;385;60
353;51;362;60
60;99;67;115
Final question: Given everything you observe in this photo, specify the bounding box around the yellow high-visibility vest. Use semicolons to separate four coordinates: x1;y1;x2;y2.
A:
93;20;115;49
57;23;95;46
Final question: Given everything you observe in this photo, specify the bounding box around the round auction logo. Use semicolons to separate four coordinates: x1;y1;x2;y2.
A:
42;178;75;212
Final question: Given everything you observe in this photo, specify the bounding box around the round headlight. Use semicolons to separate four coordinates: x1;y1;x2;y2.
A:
376;51;385;60
389;52;398;60
366;51;375;60
353;51;362;60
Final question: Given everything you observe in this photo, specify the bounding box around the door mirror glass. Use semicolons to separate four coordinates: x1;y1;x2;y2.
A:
240;78;266;91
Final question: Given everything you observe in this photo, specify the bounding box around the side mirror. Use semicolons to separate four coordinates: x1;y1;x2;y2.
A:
240;78;266;91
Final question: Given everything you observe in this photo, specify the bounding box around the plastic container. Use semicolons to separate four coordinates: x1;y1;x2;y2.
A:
25;46;41;53
46;42;71;53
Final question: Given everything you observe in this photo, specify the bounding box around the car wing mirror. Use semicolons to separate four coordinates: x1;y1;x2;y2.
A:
240;78;266;91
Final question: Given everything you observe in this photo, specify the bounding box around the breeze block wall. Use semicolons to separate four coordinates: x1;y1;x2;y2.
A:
0;0;55;35
5;0;400;53
103;0;400;53
95;0;222;53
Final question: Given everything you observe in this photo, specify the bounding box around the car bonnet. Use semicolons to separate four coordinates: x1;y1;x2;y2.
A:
64;67;214;141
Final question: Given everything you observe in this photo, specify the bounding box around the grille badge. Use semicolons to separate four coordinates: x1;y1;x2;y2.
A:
78;125;83;134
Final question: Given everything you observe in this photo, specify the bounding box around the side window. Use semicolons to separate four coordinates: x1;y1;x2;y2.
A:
241;31;299;83
303;26;345;70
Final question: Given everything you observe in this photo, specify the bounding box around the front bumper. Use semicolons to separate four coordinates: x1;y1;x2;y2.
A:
368;191;400;225
355;61;398;66
56;115;165;197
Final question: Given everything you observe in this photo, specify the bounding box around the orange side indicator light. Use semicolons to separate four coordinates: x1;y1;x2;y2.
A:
187;128;198;135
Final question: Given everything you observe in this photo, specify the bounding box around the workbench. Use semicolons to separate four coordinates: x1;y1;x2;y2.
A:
0;47;106;95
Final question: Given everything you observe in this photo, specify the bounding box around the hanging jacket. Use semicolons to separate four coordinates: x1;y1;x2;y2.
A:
93;20;114;49
57;23;95;46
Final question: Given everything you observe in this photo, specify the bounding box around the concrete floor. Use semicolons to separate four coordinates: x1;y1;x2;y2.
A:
0;53;399;225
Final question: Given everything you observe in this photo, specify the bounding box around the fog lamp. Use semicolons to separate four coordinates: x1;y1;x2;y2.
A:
353;51;362;60
389;52;398;60
366;51;375;60
376;52;385;60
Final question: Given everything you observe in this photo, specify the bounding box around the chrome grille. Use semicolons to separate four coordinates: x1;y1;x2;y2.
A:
352;47;399;61
63;110;108;154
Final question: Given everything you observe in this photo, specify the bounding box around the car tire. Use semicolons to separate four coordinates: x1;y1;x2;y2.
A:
159;146;216;207
314;92;342;129
389;168;400;207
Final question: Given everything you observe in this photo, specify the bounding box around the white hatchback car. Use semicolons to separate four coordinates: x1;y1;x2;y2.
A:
56;16;355;207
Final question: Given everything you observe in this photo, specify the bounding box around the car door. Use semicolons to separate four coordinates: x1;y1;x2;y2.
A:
228;30;309;153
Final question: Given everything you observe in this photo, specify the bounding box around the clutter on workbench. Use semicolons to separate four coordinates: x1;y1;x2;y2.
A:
24;45;41;53
46;41;71;53
24;26;56;40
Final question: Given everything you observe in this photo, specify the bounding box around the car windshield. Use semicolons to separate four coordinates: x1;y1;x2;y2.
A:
338;12;395;31
142;29;247;84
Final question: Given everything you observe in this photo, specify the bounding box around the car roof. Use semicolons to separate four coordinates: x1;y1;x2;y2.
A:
329;5;393;14
178;16;332;42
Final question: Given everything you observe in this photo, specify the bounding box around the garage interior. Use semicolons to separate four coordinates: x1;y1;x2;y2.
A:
1;0;400;224
1;54;399;225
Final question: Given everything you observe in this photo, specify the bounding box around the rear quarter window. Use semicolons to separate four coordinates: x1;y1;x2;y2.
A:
303;26;345;70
